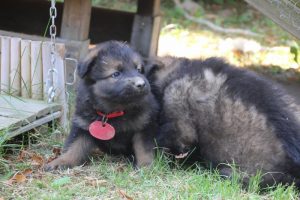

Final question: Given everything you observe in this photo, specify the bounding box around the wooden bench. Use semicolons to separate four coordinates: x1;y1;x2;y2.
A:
0;36;67;140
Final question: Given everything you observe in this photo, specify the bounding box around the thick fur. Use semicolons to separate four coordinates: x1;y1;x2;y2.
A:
46;41;158;170
147;56;300;187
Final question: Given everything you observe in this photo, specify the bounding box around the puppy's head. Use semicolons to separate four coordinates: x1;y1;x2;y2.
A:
157;121;198;159
78;41;150;104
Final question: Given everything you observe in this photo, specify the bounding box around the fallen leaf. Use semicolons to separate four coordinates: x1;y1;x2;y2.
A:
5;172;27;185
118;189;133;200
31;154;44;166
22;168;33;176
52;147;61;156
14;173;26;183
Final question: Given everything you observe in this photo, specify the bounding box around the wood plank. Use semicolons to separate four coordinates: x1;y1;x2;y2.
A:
137;0;161;16
1;36;10;94
54;43;68;129
4;111;62;139
245;0;300;40
0;116;23;130
61;0;92;41
130;15;162;57
0;95;61;118
21;40;31;98
42;42;52;101
10;37;21;96
0;38;1;93
30;41;43;100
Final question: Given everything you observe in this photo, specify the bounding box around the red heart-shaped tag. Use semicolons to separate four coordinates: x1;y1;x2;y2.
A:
89;121;115;140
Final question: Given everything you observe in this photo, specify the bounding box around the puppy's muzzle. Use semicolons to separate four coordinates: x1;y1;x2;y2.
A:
131;77;146;90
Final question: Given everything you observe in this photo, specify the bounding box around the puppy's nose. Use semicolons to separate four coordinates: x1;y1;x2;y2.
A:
134;78;146;89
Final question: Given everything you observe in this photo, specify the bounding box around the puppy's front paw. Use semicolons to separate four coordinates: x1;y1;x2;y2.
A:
44;155;78;171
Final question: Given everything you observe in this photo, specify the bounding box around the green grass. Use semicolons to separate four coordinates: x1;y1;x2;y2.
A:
0;144;299;199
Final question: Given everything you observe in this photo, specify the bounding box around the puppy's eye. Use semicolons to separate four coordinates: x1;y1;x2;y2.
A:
136;65;144;74
111;71;121;78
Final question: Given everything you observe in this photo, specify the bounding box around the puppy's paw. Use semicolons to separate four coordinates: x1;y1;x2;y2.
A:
44;156;77;171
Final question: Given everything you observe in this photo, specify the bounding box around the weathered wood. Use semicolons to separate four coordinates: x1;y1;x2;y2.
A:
21;40;31;98
131;0;161;57
131;15;161;57
0;37;2;94
0;95;61;118
10;37;21;96
0;116;23;131
137;0;161;16
0;95;62;133
0;107;36;125
61;0;92;41
42;42;52;101
30;41;43;100
1;37;10;94
53;43;68;129
245;0;300;40
3;111;62;140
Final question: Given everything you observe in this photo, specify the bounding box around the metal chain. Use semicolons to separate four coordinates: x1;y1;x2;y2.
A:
48;0;57;103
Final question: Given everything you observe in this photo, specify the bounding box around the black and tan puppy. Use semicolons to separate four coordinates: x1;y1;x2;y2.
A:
146;56;300;187
46;41;158;170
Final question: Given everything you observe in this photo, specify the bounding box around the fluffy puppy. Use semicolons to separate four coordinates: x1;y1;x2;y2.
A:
147;56;300;187
46;41;158;170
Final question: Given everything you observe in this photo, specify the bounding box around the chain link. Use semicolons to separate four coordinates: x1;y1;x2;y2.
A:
48;0;57;103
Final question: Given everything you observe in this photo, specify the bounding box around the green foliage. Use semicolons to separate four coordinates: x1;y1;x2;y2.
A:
290;42;300;64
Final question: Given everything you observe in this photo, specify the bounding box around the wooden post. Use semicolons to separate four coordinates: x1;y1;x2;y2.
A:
131;0;161;57
60;0;92;41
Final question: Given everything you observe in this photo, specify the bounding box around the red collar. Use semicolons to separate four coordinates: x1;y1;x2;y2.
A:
97;111;125;119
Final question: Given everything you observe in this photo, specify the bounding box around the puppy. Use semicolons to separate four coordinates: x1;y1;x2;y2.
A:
46;41;158;170
147;56;300;187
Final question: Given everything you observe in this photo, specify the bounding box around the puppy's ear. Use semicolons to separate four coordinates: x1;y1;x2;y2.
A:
77;47;99;78
143;58;164;78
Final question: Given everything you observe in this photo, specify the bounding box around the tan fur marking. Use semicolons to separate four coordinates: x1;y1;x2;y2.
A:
132;133;154;167
46;136;96;169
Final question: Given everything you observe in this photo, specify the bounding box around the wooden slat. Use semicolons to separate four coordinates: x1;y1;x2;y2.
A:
54;43;68;129
61;0;92;41
0;38;1;93
21;40;31;98
10;37;21;96
4;111;62;139
0;116;23;130
30;41;43;100
42;42;52;101
0;95;61;118
1;36;10;94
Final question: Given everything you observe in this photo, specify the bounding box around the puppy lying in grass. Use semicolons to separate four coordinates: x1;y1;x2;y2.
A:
147;56;300;188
